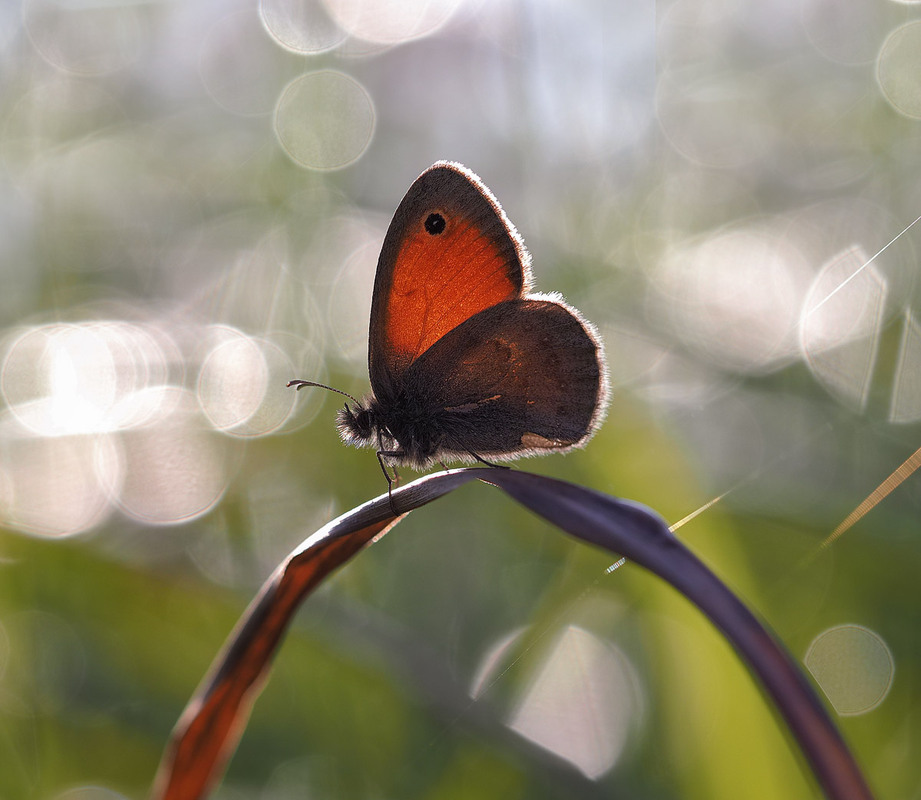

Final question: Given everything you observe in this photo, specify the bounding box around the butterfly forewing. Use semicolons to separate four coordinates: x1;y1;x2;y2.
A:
369;162;528;387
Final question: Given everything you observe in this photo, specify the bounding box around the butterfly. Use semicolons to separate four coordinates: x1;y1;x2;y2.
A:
290;161;608;487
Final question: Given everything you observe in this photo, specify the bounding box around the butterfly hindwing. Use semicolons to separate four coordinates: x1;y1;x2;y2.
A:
397;298;604;460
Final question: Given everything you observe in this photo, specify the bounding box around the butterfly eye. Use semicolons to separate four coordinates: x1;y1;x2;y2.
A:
424;212;447;235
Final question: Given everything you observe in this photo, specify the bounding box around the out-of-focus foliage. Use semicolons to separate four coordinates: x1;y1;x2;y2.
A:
0;1;918;798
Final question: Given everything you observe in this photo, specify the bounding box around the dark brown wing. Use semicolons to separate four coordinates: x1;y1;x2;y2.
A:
368;162;529;389
402;298;606;459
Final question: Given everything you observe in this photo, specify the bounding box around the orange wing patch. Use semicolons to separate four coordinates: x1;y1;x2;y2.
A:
384;213;521;363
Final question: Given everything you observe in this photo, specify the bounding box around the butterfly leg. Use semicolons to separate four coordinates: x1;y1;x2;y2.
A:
466;450;511;469
376;450;403;515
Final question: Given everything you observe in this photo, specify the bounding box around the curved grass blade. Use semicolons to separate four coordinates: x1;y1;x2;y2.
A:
152;468;873;800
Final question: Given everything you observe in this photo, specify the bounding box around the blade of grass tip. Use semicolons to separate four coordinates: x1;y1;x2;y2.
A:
151;468;485;800
479;469;874;800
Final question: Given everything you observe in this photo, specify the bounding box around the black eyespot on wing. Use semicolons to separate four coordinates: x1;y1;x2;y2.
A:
424;212;446;235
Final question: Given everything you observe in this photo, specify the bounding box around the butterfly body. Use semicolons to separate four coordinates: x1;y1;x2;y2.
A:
296;161;608;475
338;293;605;469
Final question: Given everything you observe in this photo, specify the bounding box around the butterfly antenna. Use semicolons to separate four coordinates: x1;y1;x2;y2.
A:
286;379;360;405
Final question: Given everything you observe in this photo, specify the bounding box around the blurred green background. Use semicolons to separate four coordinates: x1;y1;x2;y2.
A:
1;1;920;798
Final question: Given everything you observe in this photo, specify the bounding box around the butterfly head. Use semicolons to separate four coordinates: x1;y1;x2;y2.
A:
336;399;378;446
287;379;380;446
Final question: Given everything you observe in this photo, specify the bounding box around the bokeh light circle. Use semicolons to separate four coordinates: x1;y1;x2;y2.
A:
0;432;118;538
1;321;174;437
197;330;298;437
877;22;921;119
260;0;348;54
472;624;643;779
799;247;887;410
198;332;269;432
274;70;375;171
805;624;894;715
111;388;235;526
652;223;810;373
